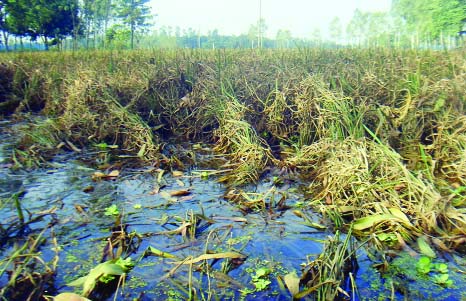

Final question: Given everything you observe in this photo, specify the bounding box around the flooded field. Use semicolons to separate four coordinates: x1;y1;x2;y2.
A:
1;48;465;300
1;119;465;301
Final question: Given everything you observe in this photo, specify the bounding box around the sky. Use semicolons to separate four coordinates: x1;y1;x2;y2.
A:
149;0;392;39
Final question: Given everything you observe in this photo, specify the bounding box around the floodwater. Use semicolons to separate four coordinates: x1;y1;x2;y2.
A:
0;119;465;300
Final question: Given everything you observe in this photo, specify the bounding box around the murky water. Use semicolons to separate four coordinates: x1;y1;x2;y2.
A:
0;120;465;300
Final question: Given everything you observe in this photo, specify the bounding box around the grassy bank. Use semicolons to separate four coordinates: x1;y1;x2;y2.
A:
0;48;465;292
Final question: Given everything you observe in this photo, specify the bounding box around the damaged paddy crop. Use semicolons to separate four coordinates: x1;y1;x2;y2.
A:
0;47;465;300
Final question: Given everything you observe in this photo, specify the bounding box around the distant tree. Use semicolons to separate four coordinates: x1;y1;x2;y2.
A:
392;0;465;40
2;0;28;39
366;12;392;46
0;0;8;50
346;9;369;45
328;17;342;44
81;0;113;48
276;29;292;48
3;0;80;50
247;18;267;48
115;0;152;49
29;0;80;49
311;27;322;44
257;18;267;48
248;23;258;48
106;24;131;49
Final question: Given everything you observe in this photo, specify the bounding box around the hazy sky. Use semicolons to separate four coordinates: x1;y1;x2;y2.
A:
150;0;392;38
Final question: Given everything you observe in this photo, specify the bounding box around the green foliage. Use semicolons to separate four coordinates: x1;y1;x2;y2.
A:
415;256;453;287
68;257;134;297
251;267;272;290
104;204;120;216
81;0;112;48
432;274;453;286
105;24;131;49
3;0;80;48
392;0;465;39
115;0;152;49
416;256;433;274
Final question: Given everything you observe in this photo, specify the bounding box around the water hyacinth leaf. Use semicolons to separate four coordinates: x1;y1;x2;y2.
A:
416;256;432;274
417;236;436;258
433;263;448;274
284;272;300;297
104;204;120;216
255;267;271;278
68;261;127;296
433;273;452;286
377;232;397;242
434;97;446;112
53;292;92;301
171;252;246;265
253;277;271;290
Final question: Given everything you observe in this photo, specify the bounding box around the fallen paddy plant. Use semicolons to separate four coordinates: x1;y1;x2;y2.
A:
284;230;357;300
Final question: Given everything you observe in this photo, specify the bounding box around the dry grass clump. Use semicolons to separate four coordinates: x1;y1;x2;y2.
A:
58;70;160;162
213;95;273;185
0;62;18;115
286;137;465;248
291;76;366;145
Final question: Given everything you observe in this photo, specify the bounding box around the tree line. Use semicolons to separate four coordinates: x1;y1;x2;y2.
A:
0;0;151;51
0;0;465;51
343;0;465;47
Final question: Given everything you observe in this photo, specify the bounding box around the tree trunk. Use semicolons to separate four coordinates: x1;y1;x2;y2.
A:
1;31;9;52
131;22;135;49
86;19;91;49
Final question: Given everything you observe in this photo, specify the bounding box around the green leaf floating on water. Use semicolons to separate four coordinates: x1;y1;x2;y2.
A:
104;204;120;216
252;267;272;291
68;258;133;297
416;256;432;275
255;267;271;278
432;273;453;286
433;263;448;274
